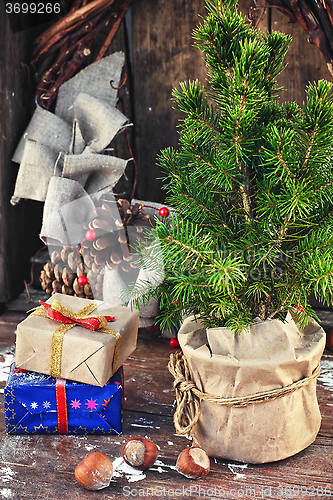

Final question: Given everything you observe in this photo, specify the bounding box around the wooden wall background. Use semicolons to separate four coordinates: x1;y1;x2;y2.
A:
0;1;43;307
0;0;331;304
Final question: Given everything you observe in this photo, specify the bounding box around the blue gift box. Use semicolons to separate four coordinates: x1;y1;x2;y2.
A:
4;363;123;435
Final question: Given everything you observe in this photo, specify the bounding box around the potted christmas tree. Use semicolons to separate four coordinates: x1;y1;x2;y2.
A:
131;0;332;463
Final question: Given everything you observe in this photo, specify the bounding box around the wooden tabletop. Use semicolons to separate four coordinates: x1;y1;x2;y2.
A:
0;308;332;500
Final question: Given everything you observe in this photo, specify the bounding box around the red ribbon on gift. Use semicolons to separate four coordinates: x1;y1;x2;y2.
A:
10;359;27;373
55;378;68;434
39;300;115;330
31;299;119;379
11;359;69;434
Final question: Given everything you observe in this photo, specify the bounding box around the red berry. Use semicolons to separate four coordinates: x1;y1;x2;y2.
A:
85;229;97;241
158;207;169;218
78;275;88;286
169;338;179;348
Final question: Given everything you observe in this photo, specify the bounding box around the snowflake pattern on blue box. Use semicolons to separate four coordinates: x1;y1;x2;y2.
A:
4;363;123;434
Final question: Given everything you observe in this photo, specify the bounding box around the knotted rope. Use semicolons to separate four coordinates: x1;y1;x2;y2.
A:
168;351;321;436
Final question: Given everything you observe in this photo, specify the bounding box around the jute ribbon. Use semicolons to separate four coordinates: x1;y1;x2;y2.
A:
168;351;321;436
31;300;120;378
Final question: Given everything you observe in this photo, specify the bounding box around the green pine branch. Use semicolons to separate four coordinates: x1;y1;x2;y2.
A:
127;0;333;334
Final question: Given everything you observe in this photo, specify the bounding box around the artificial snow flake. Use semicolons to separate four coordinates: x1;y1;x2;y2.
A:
43;401;51;409
30;402;38;409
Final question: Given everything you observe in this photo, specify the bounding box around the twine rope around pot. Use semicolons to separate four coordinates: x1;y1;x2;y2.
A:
168;351;321;436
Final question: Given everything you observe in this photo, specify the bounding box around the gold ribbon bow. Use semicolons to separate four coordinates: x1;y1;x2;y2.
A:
31;299;120;378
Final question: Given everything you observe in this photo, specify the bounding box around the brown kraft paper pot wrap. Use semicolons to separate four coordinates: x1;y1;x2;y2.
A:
172;313;326;463
15;294;139;387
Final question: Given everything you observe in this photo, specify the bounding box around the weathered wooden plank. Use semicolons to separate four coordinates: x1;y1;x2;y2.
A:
123;362;175;416
0;4;45;305
102;21;136;199
131;0;211;203
0;9;132;308
130;0;268;205
0;312;332;498
0;412;331;500
271;7;331;105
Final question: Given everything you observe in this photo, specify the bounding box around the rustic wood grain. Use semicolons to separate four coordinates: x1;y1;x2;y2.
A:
131;0;209;203
0;4;45;305
132;0;332;204
1;0;332;305
0;7;133;306
102;20;136;200
130;0;263;204
0;309;332;500
271;7;331;105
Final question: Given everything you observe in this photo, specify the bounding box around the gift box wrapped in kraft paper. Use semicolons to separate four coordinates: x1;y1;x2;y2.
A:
170;313;326;464
5;363;123;435
15;294;139;387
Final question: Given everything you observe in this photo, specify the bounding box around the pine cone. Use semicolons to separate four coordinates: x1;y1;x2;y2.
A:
81;199;154;275
39;199;154;300
39;246;103;300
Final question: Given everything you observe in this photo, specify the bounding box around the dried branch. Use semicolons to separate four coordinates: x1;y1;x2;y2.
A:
39;11;114;109
263;0;333;78
44;42;94;109
96;0;133;60
32;0;134;109
33;10;106;69
323;0;333;26
68;0;85;14
33;16;93;64
34;0;115;51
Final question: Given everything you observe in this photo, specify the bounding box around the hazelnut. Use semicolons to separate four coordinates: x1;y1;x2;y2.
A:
75;451;113;490
176;447;210;479
122;437;159;470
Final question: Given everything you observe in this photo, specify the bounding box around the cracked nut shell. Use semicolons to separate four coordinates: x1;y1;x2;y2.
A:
122;437;159;470
176;447;210;479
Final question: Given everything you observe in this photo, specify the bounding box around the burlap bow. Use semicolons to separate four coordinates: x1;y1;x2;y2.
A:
11;52;129;246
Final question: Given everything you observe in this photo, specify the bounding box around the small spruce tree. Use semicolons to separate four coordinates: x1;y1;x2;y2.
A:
134;0;333;334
